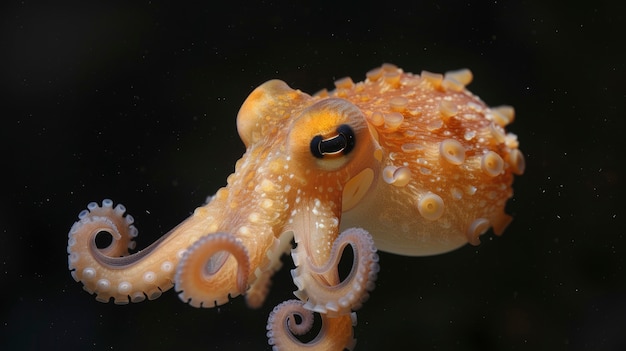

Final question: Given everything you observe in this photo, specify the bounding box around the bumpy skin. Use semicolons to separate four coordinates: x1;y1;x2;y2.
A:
67;64;524;350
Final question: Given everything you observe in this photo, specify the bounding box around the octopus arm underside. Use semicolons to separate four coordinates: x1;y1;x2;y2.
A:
67;199;280;307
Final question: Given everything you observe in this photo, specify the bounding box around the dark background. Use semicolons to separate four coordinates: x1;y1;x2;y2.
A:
2;1;624;350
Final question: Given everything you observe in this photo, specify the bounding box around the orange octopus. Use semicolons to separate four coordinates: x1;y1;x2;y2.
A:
67;64;524;350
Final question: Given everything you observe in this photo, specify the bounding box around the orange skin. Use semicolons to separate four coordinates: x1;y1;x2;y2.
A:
67;64;524;350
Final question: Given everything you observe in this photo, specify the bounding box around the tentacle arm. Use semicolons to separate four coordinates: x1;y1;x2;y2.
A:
67;198;242;305
288;198;379;317
267;299;357;351
172;191;287;309
291;227;379;317
174;232;251;307
68;199;182;304
174;229;292;308
246;230;295;309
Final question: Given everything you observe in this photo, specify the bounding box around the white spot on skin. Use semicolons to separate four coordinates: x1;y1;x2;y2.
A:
467;101;483;112
466;185;477;195
248;212;260;223
238;226;251;235
311;199;322;215
261;199;274;209
464;131;476;140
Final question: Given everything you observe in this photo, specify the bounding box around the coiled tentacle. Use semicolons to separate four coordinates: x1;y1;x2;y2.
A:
67;199;177;304
175;232;250;307
291;228;379;317
266;299;357;351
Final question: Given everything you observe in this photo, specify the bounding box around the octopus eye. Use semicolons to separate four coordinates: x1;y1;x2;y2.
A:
310;124;355;158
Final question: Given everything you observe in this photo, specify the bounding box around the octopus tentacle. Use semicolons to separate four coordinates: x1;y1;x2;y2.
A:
291;228;379;317
67;199;176;304
245;267;275;309
175;232;250;308
246;231;295;309
266;299;357;351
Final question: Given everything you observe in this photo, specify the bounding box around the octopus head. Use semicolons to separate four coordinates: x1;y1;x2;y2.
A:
286;97;383;211
237;79;383;214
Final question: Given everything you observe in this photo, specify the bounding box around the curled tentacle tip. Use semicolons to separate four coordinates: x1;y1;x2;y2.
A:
175;232;250;308
67;200;140;288
66;201;172;304
267;299;357;351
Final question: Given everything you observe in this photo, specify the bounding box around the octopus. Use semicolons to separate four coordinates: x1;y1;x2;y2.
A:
67;64;524;350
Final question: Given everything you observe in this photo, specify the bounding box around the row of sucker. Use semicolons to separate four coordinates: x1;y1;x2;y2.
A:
290;228;379;317
266;299;357;351
67;199;175;304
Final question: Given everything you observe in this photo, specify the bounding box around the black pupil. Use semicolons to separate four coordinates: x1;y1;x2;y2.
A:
310;124;355;158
